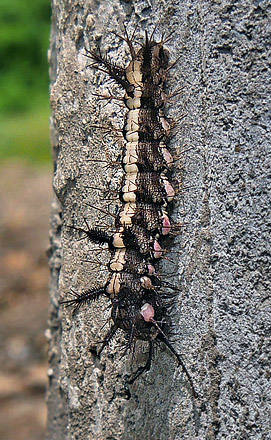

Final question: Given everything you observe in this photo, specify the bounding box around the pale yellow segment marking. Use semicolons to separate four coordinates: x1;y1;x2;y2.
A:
123;154;138;165
113;231;125;248
106;273;121;297
110;249;126;272
119;202;136;226
126;97;141;109
126;132;139;142
122;172;137;193
124;163;138;173
123;142;138;165
123;192;136;203
126;60;142;85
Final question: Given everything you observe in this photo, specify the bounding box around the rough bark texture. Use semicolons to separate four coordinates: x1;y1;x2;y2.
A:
47;1;271;439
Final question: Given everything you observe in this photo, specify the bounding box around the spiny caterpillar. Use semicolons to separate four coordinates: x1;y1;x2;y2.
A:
61;28;197;398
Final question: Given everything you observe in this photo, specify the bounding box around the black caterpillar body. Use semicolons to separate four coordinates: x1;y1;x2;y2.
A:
61;30;197;397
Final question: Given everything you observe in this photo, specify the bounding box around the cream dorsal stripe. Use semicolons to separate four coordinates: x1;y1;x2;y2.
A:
61;29;198;398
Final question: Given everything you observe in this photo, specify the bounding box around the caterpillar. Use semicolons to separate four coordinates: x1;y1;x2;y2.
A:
61;28;197;398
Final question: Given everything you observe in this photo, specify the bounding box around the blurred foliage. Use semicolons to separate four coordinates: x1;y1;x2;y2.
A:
0;0;51;164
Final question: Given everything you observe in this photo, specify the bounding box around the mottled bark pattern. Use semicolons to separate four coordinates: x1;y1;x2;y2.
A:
47;1;271;439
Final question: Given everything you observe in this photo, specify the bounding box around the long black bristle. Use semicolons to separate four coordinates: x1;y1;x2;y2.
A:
60;287;106;309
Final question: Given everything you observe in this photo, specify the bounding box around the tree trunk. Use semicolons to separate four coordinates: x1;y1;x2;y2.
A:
47;1;270;439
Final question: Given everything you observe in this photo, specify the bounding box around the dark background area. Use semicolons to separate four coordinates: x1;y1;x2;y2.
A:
0;1;52;439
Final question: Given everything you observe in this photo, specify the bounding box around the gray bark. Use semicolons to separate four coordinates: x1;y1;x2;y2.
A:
47;1;271;439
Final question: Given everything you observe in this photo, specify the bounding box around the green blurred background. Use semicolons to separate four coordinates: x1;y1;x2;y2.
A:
0;0;51;165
